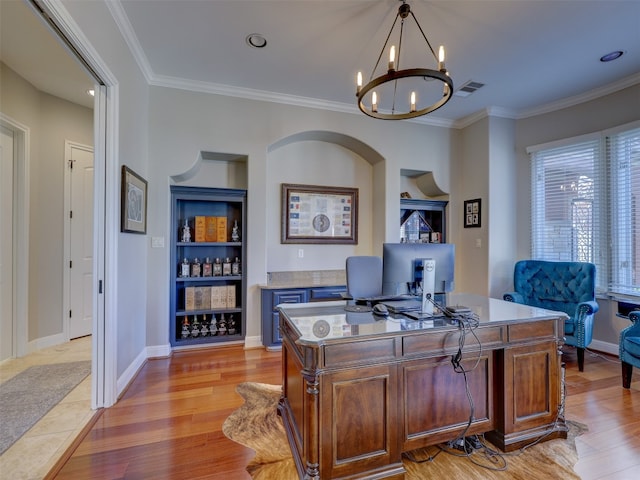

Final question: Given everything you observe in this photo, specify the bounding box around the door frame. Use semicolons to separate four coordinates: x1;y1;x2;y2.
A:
36;0;119;408
0;114;30;359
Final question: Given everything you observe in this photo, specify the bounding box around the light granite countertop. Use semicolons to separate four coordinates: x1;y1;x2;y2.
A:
260;270;346;289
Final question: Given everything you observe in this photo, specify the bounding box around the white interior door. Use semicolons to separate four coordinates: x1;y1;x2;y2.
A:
0;126;14;361
66;142;94;339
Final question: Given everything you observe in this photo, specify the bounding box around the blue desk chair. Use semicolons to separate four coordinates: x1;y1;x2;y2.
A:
346;256;383;300
503;260;599;371
620;310;640;388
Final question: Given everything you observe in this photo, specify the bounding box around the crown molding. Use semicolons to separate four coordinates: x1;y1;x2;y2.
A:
106;0;154;83
516;72;640;119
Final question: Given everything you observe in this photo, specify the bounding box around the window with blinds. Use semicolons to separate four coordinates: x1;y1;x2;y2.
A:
608;127;640;296
529;122;640;297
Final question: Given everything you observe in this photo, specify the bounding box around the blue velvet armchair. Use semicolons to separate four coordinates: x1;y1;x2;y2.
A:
620;310;640;388
503;260;599;371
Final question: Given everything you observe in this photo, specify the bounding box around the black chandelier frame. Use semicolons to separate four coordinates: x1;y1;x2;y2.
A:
356;1;453;120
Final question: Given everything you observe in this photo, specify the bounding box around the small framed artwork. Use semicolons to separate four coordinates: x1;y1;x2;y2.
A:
121;165;148;234
464;198;481;228
281;183;358;244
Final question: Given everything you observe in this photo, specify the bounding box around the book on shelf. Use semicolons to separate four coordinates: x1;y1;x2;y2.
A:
226;285;236;308
211;286;225;309
216;217;227;242
194;216;206;242
205;216;217;242
185;287;195;311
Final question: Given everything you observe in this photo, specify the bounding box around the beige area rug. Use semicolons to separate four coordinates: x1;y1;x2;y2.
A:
223;382;587;480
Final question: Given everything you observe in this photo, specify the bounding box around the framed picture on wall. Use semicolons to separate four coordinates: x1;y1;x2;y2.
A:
121;165;148;234
464;198;481;228
281;183;358;244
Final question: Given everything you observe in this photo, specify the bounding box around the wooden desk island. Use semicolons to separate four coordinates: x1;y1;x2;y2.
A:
277;294;568;479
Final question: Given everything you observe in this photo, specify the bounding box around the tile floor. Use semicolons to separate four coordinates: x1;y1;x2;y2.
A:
0;337;93;480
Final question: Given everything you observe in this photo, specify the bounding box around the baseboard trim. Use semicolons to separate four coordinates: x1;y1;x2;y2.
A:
146;344;172;358
116;348;147;399
589;339;618;356
27;333;66;353
244;335;262;349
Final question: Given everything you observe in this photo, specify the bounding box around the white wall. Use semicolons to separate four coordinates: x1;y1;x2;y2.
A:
145;87;456;347
0;62;93;344
456;118;489;295
487;116;517;298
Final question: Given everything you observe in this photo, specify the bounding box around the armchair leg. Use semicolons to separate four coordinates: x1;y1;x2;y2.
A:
622;362;633;389
577;347;585;372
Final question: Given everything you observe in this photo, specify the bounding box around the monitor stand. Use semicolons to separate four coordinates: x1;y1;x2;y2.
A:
420;258;435;315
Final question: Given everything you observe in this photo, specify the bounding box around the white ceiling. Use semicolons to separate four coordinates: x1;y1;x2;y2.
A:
2;0;639;125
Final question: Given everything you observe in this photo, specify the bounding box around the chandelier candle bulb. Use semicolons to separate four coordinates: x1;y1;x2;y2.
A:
372;91;378;112
438;46;445;71
388;45;396;71
356;71;362;93
410;92;416;112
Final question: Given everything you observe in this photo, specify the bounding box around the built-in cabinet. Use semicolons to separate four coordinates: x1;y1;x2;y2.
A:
170;186;246;347
261;285;346;349
400;198;448;243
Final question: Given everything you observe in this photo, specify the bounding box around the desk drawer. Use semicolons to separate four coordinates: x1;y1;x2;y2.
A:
324;338;397;367
508;319;557;342
403;326;503;356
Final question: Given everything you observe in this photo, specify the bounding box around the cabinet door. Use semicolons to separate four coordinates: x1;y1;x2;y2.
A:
273;290;308;306
497;341;560;435
318;364;401;479
309;286;346;301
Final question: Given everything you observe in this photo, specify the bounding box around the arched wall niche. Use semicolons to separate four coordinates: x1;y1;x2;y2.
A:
268;130;385;165
265;130;387;269
169;151;248;189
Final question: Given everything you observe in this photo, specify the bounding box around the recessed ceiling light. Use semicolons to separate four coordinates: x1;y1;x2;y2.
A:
86;89;95;96
246;34;267;49
600;50;624;62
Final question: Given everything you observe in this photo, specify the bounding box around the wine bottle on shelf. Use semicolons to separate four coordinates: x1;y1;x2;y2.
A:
181;219;191;243
180;258;190;278
227;314;236;335
222;257;232;276
213;258;222;276
232;257;241;275
231;220;240;242
191;315;200;337
203;257;213;277
210;314;218;336
200;314;209;336
191;258;201;277
218;314;227;335
181;316;190;339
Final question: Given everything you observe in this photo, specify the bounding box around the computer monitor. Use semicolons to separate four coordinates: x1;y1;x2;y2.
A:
382;243;455;296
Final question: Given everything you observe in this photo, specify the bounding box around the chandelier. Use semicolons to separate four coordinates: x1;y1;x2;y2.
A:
356;0;453;120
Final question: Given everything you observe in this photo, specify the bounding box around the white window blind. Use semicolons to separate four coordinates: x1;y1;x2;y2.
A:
529;123;640;298
608;127;640;296
531;138;604;290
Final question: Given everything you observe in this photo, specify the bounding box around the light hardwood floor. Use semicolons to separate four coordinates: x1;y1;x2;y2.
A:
43;345;639;480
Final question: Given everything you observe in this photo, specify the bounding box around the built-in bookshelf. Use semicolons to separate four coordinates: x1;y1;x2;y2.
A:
169;186;246;347
400;198;448;243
